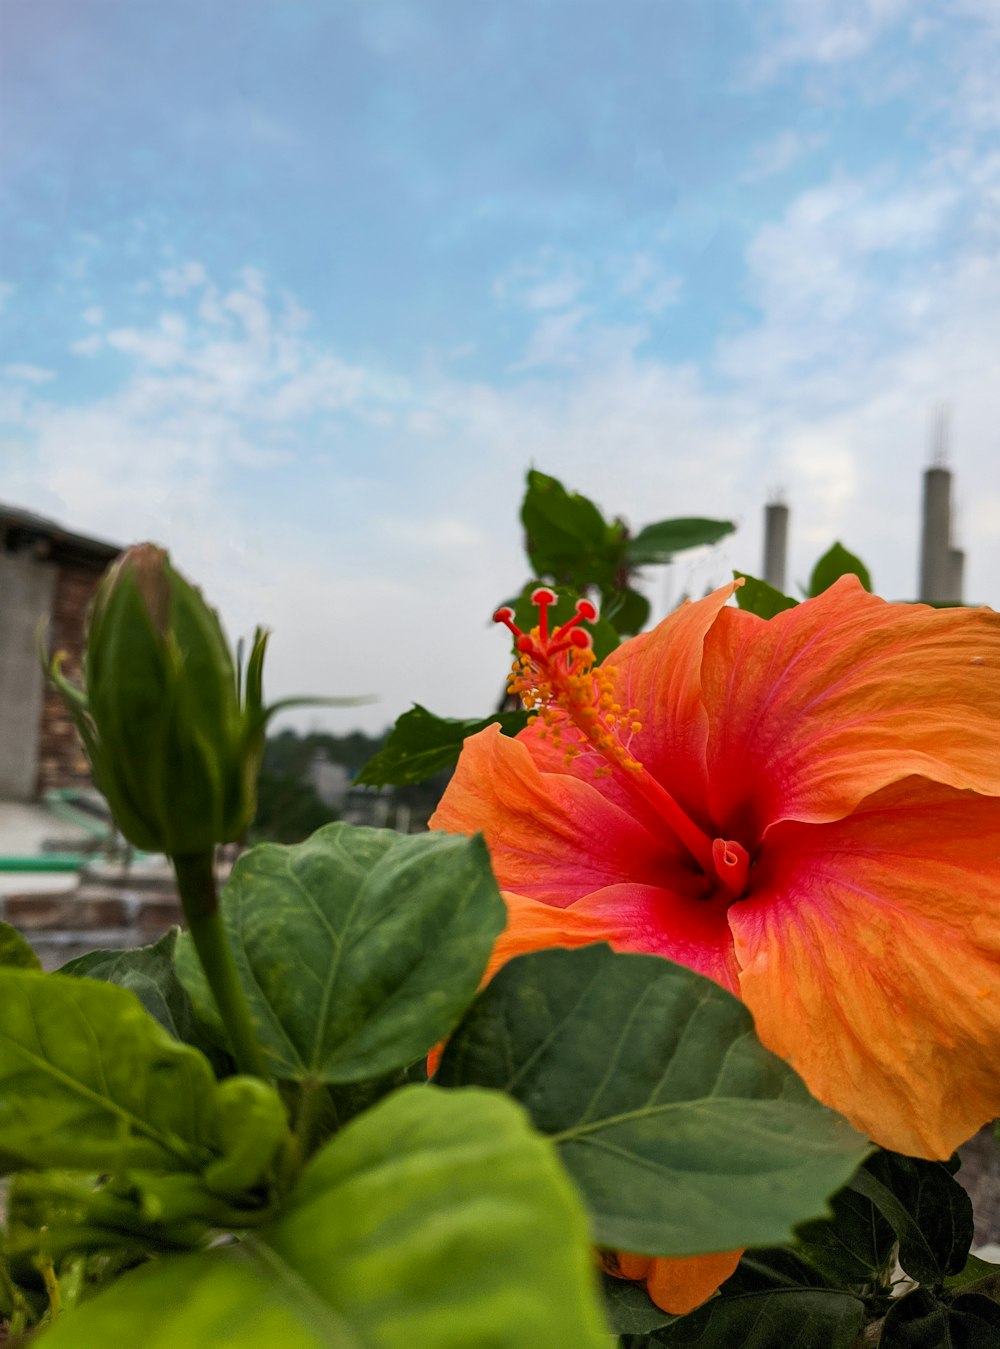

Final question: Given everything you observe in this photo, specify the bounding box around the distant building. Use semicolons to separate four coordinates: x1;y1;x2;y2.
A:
0;504;119;799
762;451;966;605
762;498;789;592
308;753;351;810
919;465;964;605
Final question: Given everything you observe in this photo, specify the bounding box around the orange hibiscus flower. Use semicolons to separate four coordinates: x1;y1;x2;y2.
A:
430;579;1000;1312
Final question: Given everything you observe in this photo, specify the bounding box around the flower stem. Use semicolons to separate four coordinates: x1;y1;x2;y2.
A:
172;850;271;1082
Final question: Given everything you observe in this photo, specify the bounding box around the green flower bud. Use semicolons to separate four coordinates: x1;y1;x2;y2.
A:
45;544;271;858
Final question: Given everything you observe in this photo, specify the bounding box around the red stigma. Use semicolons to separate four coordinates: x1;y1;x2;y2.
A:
493;588;597;662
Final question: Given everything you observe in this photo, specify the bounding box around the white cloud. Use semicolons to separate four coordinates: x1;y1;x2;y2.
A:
493;254;588;311
6;153;1000;738
614;254;683;314
160;261;208;297
2;363;54;384
741;129;829;181
746;0;917;81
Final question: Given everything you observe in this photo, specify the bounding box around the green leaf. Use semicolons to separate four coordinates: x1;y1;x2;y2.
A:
0;968;219;1173
794;1169;896;1288
0;920;41;971
600;1272;676;1335
626;517;735;566
944;1253;1000;1295
626;1288;865;1347
521;468;625;589
176;825;506;1084
733;571;799;619
879;1288;1000;1348
503;580;621;659
807;542;872;597
60;930;225;1066
354;704;528;789
41;1085;610;1349
722;1248;832;1293
850;1152;974;1284
435;946;869;1255
601;586;651;636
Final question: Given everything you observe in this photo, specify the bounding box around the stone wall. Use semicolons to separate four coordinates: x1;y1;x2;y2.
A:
0;553;57;798
1;865;184;970
36;562;104;794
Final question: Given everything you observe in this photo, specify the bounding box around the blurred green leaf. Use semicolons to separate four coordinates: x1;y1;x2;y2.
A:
599;1271;676;1335
41;1086;610;1349
176;825;505;1085
436;945;870;1255
722;1247;832;1293
61;930;224;1066
808;542;872;597
0;968;219;1174
879;1288;1000;1348
626;517;735;566
521;468;625;590
355;704;528;789
602;585;651;636
623;1287;865;1347
0;920;41;971
944;1253;1000;1295
734;572;799;619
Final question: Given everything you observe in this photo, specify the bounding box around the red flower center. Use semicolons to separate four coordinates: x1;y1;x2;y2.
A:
495;589;751;901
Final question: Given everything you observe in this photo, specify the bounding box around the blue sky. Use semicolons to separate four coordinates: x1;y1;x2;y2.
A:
3;0;1000;733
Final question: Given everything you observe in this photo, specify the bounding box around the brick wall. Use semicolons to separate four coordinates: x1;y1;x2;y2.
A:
36;562;104;794
1;865;184;970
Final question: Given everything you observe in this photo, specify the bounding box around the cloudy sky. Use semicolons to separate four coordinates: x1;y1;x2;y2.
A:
2;0;999;735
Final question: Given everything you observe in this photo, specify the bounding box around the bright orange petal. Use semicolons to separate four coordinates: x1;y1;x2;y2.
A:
603;581;738;817
643;1249;744;1315
729;778;1000;1157
490;885;739;992
430;723;688;907
701;577;1000;839
601;1248;744;1315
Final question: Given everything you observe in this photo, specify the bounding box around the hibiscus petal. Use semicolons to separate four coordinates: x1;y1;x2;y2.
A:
604;581;737;820
729;778;1000;1157
602;1248;744;1315
489;885;740;993
701;576;1000;839
430;724;687;906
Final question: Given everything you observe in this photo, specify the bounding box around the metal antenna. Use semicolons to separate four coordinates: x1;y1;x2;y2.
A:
930;404;950;468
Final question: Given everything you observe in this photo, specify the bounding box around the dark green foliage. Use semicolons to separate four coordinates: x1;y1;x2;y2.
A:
355;704;528;789
0;921;42;971
436;945;869;1255
60;930;227;1070
620;1288;865;1347
808;541;872;596
734;570;799;618
879;1288;1000;1348
626;517;736;566
176;825;506;1084
795;1167;896;1288
521;467;628;591
252;767;339;843
850;1152;974;1285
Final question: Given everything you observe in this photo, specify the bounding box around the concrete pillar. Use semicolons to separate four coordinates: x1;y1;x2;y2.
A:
763;501;789;592
919;467;962;604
